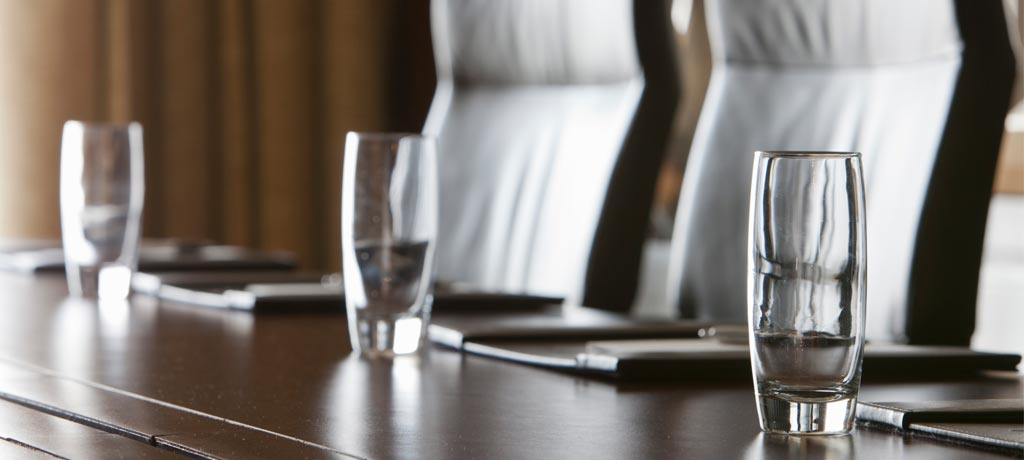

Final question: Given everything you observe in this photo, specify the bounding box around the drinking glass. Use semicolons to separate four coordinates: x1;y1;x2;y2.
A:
342;132;437;356
748;151;867;435
60;121;145;299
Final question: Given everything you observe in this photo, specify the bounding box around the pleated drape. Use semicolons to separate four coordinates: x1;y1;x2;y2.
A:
0;0;435;270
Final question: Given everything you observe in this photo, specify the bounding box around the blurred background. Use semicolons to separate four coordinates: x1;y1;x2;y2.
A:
0;0;1021;351
0;0;437;271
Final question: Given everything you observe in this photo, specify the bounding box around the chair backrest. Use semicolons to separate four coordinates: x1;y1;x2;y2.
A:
667;0;1015;344
425;0;678;308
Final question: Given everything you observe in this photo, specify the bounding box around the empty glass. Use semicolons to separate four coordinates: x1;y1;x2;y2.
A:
748;151;867;435
60;121;145;300
341;133;437;356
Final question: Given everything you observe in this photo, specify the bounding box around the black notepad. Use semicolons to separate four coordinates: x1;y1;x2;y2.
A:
428;306;709;348
0;240;296;273
132;271;341;311
133;271;565;313
857;399;1024;454
428;307;1022;381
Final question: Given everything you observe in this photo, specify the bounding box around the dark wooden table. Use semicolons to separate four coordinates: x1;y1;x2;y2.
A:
0;273;1019;459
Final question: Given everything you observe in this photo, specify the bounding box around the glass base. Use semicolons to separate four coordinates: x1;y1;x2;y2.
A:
350;313;424;357
67;263;133;299
757;392;856;435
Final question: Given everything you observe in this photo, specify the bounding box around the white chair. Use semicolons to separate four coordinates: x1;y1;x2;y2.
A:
668;0;1016;344
425;0;679;309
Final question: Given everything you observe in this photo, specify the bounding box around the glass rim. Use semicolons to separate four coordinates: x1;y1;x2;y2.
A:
755;150;861;159
346;131;431;142
64;120;142;131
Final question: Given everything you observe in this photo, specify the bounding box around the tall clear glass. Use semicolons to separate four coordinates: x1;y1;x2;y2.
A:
60;121;145;300
342;132;437;356
748;151;867;435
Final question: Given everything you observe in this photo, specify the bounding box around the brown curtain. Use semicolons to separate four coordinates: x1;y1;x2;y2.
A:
0;0;435;270
994;0;1024;194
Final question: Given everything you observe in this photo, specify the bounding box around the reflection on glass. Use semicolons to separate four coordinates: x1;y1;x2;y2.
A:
97;297;130;339
748;151;867;435
342;132;438;356
60;121;145;300
744;432;854;460
321;352;471;459
390;356;422;435
321;356;378;455
52;298;97;373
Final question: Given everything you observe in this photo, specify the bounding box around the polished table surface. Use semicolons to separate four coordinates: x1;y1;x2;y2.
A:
0;273;1020;459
